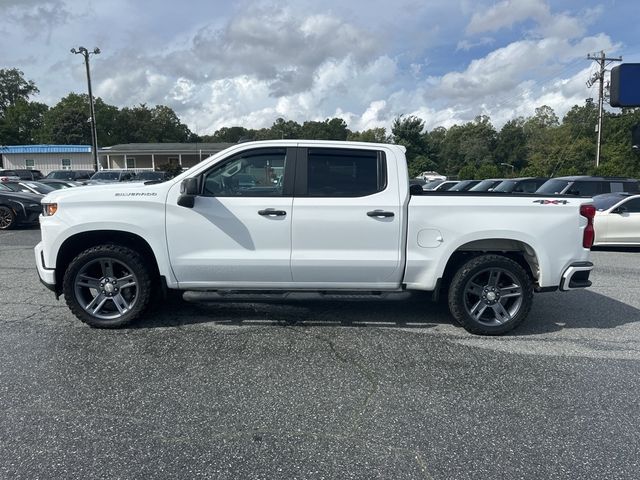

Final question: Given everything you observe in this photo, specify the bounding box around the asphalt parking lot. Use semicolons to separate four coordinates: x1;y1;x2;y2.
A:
1;227;639;479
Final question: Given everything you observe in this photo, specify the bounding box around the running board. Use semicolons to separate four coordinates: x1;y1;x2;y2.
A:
183;290;413;303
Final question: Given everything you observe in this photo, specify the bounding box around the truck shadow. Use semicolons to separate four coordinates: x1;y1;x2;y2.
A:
134;289;640;335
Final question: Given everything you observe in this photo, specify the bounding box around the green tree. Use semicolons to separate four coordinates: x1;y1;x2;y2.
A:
523;105;561;175
438;117;497;176
39;93;92;144
408;155;438;178
392;115;426;156
202;126;248;143
149;105;192;142
299;118;350;140
270;118;302;139
0;68;39;116
94;99;122;146
0;99;48;144
495;118;527;171
347;127;390;143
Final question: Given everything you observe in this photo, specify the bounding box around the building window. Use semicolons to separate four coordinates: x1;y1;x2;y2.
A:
61;158;71;170
168;157;179;166
126;157;136;169
25;159;35;169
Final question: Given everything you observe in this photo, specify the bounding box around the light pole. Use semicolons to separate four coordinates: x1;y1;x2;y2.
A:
71;46;100;171
500;162;515;175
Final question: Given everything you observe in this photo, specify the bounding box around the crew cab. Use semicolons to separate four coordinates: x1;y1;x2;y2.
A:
35;141;595;335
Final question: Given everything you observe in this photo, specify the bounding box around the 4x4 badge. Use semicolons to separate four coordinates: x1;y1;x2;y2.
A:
533;199;569;205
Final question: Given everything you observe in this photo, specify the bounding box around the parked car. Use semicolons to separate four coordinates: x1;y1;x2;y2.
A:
39;179;84;190
87;170;137;184
419;171;446;182
448;180;481;192
45;170;94;181
2;181;55;195
469;179;504;192
133;171;173;183
431;180;459;191
423;179;446;190
492;177;549;194
536;176;639;197
0;189;42;230
409;178;428;190
592;193;640;246
0;169;44;180
37;140;594;336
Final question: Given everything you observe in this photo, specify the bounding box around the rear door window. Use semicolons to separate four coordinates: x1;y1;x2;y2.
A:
303;148;386;197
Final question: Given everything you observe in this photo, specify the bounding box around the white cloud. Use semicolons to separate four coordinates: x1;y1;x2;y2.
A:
456;37;494;51
466;0;549;35
0;0;627;142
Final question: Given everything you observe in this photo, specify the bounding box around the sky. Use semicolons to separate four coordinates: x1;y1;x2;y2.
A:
1;0;639;135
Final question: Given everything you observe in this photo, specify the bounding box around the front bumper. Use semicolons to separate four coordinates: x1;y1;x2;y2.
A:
34;241;56;292
559;261;593;291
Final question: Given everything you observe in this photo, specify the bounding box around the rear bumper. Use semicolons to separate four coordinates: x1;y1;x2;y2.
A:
34;242;56;291
559;261;593;291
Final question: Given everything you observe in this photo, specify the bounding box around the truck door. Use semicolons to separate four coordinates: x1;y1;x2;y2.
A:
607;198;640;244
165;147;295;287
290;146;403;288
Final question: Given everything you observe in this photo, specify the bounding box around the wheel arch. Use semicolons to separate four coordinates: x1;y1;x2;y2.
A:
55;230;161;293
438;238;541;296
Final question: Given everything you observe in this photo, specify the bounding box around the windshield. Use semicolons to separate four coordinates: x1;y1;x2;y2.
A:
21;182;54;194
593;194;626;211
470;180;500;191
136;172;164;181
47;171;73;179
492;180;518;192
537;179;570;194
91;172;120;180
0;183;15;191
449;180;477;191
1;183;20;191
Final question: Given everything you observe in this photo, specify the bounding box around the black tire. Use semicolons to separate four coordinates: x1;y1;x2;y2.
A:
62;244;154;328
448;254;533;335
0;206;16;230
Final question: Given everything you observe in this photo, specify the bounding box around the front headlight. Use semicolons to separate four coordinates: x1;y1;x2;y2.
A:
42;203;58;216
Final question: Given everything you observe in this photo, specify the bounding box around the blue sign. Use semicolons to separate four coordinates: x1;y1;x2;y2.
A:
610;64;640;107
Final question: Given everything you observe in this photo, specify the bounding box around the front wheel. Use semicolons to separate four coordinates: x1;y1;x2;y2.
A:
448;254;534;335
0;206;16;230
63;244;153;328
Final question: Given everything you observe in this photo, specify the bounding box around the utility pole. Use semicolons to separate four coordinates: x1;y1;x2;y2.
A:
71;46;101;171
586;50;622;168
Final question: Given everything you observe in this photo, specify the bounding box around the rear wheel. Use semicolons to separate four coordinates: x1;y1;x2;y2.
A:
0;206;16;230
448;254;533;335
63;244;153;328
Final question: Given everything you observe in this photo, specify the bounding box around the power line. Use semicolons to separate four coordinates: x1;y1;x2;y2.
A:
586;50;622;168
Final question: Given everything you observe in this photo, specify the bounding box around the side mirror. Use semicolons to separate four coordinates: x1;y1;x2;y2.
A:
409;184;423;195
181;177;199;195
178;177;199;208
613;206;628;215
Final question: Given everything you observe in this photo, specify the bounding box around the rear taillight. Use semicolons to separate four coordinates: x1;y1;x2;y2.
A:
580;204;596;249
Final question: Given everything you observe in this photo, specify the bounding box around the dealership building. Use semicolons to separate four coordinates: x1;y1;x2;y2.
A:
0;145;94;174
1;143;234;175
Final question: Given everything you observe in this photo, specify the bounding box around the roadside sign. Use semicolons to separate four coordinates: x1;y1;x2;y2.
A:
610;64;640;107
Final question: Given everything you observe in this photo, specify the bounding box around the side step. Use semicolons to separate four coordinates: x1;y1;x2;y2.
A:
183;290;413;304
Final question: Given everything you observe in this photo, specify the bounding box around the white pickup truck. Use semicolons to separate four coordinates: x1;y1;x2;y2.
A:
35;140;595;335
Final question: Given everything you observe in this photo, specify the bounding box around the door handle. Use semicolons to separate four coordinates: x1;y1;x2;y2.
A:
258;209;287;216
367;210;394;218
